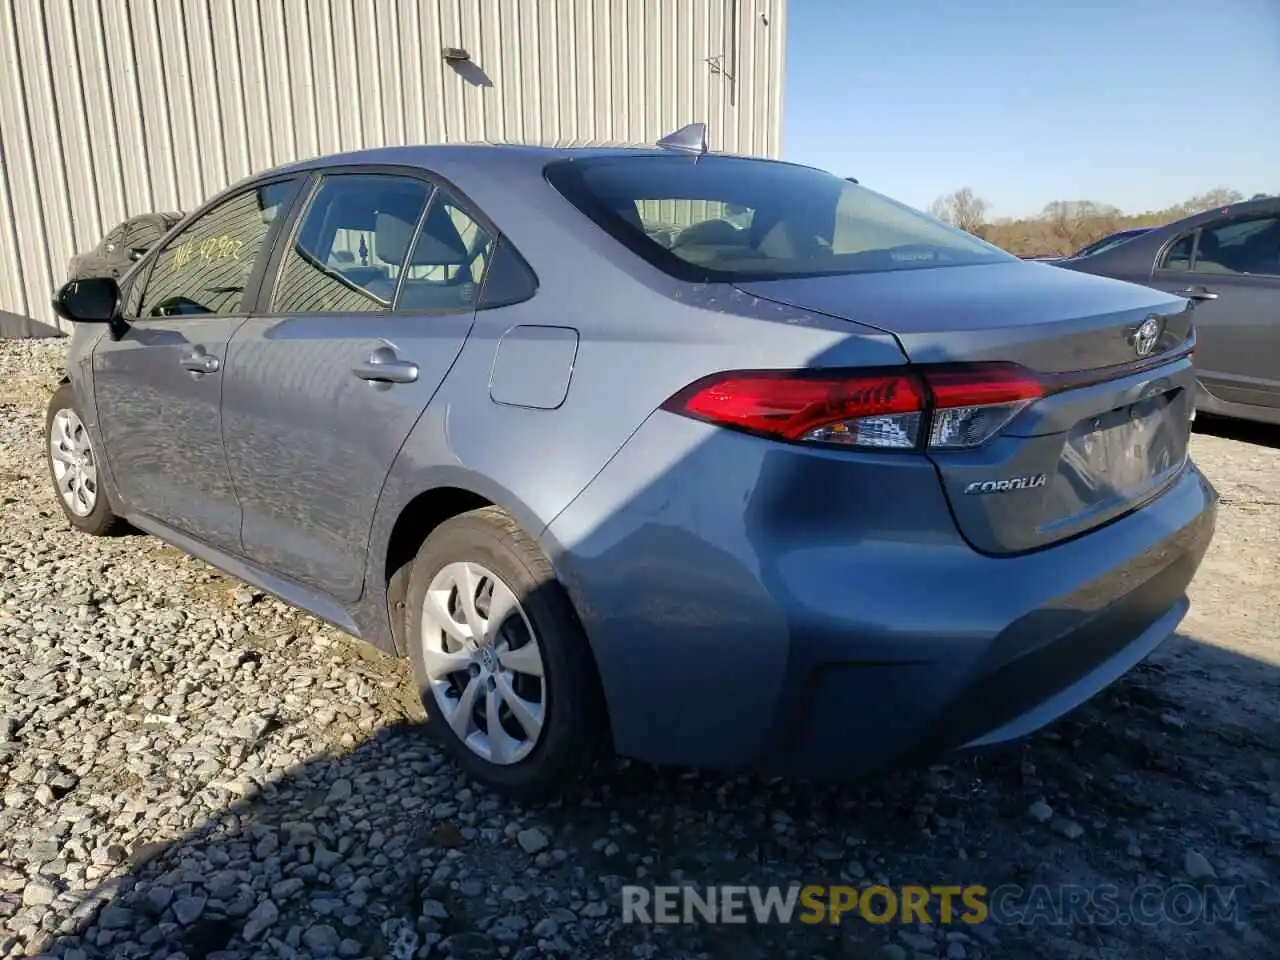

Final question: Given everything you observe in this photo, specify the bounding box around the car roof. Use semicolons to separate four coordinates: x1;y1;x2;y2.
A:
263;141;791;179
1165;195;1280;230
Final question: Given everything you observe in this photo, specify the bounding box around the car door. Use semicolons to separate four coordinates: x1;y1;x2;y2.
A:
1146;210;1280;408
91;178;302;550
221;169;504;600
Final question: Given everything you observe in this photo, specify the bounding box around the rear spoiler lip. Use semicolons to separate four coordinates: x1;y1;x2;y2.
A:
1035;330;1196;397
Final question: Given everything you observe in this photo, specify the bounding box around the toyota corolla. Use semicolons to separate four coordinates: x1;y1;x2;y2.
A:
47;126;1216;797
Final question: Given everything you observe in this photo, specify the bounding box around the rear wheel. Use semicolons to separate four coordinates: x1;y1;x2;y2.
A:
405;506;606;799
45;383;127;536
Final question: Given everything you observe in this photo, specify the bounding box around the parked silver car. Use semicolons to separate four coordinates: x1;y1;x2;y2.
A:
46;129;1216;797
1063;196;1280;425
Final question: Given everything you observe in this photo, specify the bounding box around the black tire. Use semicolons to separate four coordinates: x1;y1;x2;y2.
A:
405;506;607;800
45;383;128;536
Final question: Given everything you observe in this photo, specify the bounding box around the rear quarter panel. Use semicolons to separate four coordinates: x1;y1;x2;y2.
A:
357;152;907;645
360;279;907;620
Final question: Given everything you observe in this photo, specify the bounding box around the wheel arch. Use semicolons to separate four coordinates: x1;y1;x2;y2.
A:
370;468;567;657
383;486;493;655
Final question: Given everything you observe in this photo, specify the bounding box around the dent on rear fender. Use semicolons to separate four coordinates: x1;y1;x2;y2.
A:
544;414;797;766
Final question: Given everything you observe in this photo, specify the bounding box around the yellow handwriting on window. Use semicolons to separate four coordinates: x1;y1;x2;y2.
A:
171;234;244;272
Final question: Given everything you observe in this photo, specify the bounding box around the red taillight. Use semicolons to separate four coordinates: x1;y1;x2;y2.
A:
664;371;927;448
662;364;1044;451
927;366;1044;408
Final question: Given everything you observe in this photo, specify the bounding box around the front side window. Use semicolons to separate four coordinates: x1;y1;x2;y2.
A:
139;180;298;317
1194;216;1280;276
273;174;432;314
546;156;1012;280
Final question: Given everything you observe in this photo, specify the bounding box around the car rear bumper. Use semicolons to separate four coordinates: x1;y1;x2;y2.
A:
545;414;1217;776
763;507;1208;777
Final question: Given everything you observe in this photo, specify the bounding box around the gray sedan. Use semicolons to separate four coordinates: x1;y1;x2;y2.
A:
46;129;1216;797
1061;196;1280;426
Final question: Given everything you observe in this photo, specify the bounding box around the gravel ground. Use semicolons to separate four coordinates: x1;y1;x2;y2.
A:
2;338;1277;960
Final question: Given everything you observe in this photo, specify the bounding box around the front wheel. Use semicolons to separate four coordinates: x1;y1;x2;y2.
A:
45;383;127;536
405;506;606;799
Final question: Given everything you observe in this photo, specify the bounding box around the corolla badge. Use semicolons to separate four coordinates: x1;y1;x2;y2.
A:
1131;316;1162;358
963;474;1048;495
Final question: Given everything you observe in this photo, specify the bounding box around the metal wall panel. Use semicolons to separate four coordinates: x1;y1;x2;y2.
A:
0;0;786;335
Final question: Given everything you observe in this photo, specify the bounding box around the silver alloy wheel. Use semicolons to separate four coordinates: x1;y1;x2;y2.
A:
420;561;547;765
49;408;98;517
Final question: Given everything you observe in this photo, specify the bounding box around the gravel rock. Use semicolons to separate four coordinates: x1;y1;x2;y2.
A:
242;899;280;941
1184;849;1218;879
172;896;207;925
96;903;133;930
272;877;306;900
325;778;353;804
303;922;341;955
140;885;174;916
1051;817;1085;840
22;879;57;906
1027;801;1054;823
442;932;498;957
517;827;550;854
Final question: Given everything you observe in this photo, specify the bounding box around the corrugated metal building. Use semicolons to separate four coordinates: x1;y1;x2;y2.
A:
0;0;787;336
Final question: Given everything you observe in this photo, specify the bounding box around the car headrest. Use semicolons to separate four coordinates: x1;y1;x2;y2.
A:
375;203;473;268
375;212;417;265
677;219;743;247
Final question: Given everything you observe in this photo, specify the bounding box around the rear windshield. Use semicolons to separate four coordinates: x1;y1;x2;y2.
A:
545;155;1012;280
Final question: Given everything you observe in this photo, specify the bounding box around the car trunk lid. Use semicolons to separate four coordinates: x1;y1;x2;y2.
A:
736;262;1197;555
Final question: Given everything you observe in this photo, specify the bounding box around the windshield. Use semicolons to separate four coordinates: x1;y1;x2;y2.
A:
1070;229;1149;258
545;156;1013;280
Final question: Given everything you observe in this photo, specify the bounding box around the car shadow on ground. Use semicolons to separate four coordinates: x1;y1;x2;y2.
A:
1194;415;1280;451
21;628;1278;960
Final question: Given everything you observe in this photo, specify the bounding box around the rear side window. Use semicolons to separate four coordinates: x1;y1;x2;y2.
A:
273;174;431;314
545;156;1012;280
478;239;538;308
139;179;299;317
396;196;496;311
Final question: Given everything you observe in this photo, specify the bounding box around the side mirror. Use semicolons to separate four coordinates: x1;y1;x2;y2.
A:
51;276;120;324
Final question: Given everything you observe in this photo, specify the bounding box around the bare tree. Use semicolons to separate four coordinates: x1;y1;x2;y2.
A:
1179;187;1244;215
928;187;990;235
1036;200;1123;254
962;188;1252;259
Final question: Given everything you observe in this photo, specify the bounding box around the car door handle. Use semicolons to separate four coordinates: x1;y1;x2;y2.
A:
352;346;419;384
1179;286;1218;302
180;349;220;374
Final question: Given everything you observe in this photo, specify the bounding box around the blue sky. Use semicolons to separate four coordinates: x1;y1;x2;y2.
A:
782;0;1279;218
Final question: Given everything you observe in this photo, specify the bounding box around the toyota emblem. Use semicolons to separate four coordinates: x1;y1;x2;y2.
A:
1132;317;1162;358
